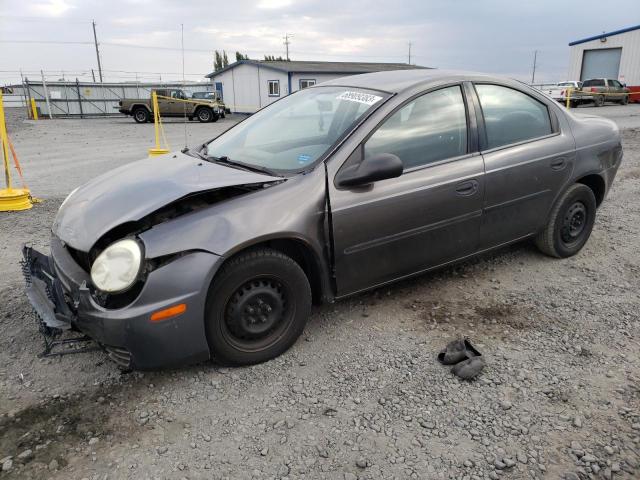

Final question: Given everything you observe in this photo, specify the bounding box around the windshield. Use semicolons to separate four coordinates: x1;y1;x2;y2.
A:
204;86;388;172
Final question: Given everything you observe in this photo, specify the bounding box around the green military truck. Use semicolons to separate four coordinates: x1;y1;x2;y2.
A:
118;88;226;123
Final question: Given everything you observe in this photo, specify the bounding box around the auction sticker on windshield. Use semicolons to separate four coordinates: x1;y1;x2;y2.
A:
337;91;383;106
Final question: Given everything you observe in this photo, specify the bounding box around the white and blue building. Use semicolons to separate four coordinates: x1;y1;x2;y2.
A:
206;60;425;113
567;24;640;100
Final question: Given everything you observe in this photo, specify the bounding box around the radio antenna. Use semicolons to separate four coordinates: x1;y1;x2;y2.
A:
181;23;187;149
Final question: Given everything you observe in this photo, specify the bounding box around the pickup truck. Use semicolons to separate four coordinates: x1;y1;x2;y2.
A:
580;78;630;106
118;88;225;123
544;81;584;107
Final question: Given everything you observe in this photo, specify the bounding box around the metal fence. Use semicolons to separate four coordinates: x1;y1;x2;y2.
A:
13;80;213;118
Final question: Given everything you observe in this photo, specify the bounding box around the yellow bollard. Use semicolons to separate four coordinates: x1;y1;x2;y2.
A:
566;88;571;109
148;91;170;157
0;91;32;211
30;98;39;120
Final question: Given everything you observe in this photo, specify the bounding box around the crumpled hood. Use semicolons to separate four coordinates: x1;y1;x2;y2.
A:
53;152;282;252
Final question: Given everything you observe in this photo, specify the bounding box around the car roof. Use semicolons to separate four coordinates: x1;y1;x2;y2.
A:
320;69;505;94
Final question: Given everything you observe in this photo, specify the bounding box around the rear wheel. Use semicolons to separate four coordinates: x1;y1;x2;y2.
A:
594;95;604;107
535;184;597;258
133;107;150;123
205;249;311;365
621;95;629;105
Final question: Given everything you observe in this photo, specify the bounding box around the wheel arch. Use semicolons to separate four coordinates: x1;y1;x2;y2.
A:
214;237;333;305
576;173;606;207
130;103;151;112
195;105;213;115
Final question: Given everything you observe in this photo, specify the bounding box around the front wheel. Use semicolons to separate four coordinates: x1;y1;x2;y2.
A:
621;95;629;105
205;249;312;365
535;184;597;258
593;95;604;107
196;107;214;122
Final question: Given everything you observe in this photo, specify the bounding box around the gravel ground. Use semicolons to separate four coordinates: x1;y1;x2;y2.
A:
0;107;639;480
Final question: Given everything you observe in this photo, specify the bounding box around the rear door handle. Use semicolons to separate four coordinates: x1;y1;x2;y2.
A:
455;180;479;196
550;157;567;171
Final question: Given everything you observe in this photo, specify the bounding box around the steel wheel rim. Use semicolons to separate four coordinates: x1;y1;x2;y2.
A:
222;276;293;352
199;110;210;121
135;110;146;121
561;201;587;245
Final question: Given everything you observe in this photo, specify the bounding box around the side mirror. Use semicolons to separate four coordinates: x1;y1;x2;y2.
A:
336;153;403;188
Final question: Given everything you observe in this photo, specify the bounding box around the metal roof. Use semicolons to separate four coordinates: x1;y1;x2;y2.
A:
206;60;428;78
569;24;640;46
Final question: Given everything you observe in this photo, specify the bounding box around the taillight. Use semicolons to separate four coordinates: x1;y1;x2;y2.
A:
591;87;597;92
561;90;565;96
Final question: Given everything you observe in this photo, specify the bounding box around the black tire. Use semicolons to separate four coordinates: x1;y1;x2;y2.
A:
535;184;597;258
594;95;604;107
205;248;312;366
196;107;214;123
570;99;579;109
133;107;150;123
621;95;629;105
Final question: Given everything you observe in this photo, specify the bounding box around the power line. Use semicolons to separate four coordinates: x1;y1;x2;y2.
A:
0;15;90;24
0;39;410;59
0;40;93;45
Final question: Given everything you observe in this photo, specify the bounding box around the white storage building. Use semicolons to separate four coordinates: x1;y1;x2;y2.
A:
567;24;640;101
206;60;426;113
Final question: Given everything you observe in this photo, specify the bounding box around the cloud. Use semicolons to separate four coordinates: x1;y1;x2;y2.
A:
257;0;293;9
29;0;74;17
2;0;639;85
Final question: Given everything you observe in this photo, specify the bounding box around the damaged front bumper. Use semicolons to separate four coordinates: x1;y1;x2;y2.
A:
22;238;221;370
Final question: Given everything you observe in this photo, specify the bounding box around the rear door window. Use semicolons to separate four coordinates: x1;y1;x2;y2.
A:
475;84;552;150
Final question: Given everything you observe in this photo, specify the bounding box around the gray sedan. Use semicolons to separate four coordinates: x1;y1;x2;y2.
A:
22;70;622;369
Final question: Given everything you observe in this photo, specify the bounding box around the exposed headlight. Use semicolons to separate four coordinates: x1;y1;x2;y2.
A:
59;187;79;210
90;239;142;293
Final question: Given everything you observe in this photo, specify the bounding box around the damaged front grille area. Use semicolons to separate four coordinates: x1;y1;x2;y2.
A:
66;245;92;272
103;344;132;369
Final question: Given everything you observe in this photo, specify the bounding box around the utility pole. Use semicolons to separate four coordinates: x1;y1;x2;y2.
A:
531;50;538;84
408;42;412;65
92;20;103;83
283;33;292;61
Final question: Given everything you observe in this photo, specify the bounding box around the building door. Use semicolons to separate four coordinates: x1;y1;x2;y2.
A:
215;82;223;101
580;48;622;80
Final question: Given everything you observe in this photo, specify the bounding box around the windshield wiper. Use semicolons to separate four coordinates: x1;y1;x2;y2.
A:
184;146;279;177
181;147;209;161
209;155;279;177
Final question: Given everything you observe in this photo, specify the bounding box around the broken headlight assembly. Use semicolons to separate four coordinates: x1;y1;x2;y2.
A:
90;238;142;293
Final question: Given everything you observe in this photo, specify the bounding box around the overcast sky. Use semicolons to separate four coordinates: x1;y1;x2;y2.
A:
0;0;637;85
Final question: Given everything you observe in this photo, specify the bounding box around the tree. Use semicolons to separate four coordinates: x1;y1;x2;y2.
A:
235;51;249;61
213;50;230;71
214;50;223;71
264;55;287;61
